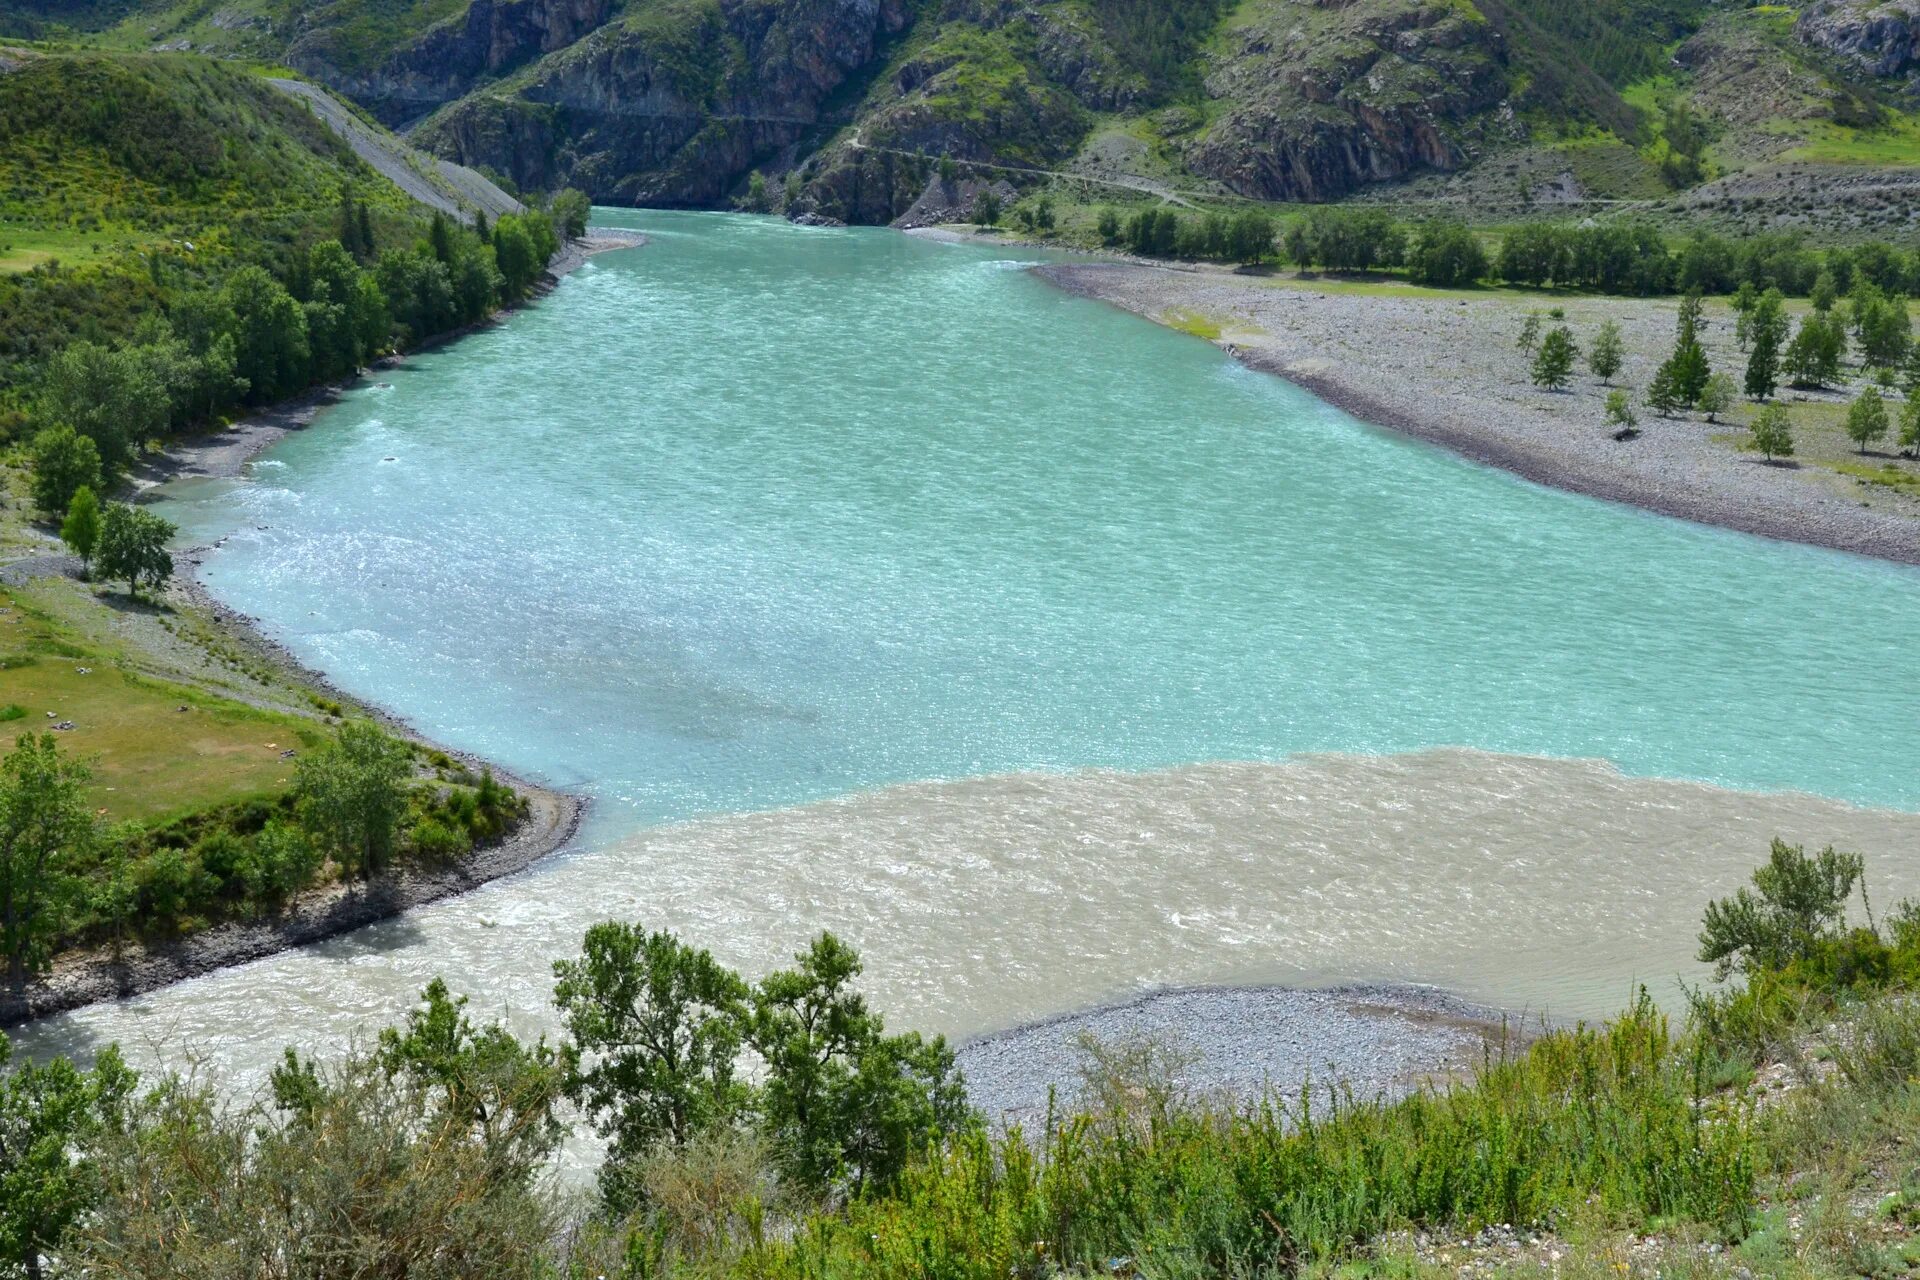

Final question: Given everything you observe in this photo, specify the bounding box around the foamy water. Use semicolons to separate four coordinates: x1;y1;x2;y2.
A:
21;750;1920;1092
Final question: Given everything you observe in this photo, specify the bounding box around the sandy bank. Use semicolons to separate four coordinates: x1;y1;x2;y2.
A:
1039;261;1920;567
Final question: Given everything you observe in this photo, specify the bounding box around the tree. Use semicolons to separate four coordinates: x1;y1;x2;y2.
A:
0;1034;135;1279
59;487;101;577
1901;395;1920;454
1096;207;1120;245
748;932;971;1195
490;216;541;301
1697;371;1735;422
1784;312;1845;389
1407;220;1487;288
549;188;591;241
375;979;565;1168
38;341;164;480
1656;291;1711;408
1225;209;1276;264
28;427;101;521
222;266;310;404
1810;270;1838;312
1846;386;1891;454
1745;288;1787;401
1646;363;1683;417
1517;312;1542;355
1531;325;1577;390
1750;403;1795;462
551;924;749;1208
1698;840;1864;979
1589;320;1624;383
0;734;95;990
95;504;175;599
971;189;1001;227
295;720;410;880
1604;389;1637;434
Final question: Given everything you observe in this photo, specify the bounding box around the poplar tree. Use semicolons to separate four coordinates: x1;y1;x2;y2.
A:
1846;387;1890;454
1745;289;1787;401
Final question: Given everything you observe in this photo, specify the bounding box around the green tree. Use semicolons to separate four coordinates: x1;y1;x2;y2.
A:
296;720;410;880
1656;291;1710;408
59;486;101;576
1096;207;1121;245
748;933;972;1196
38;340;163;480
550;188;591;241
1901;394;1920;454
0;1034;135;1279
1846;386;1891;454
1226;209;1275;264
1407;220;1487;288
1646;363;1682;417
28;427;101;521
1604;389;1637;433
1588;320;1624;383
0;734;95;990
1784;312;1845;389
1531;325;1577;390
1750;403;1794;462
1744;289;1787;401
1810;270;1838;312
95;504;175;599
971;189;1001;227
1516;312;1542;355
376;979;565;1166
1698;839;1864;979
221;266;310;404
491;216;541;301
552;924;750;1208
1697;371;1735;422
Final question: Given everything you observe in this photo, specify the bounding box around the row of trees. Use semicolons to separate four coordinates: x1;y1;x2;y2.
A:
24;201;574;521
1091;200;1920;303
1099;206;1280;266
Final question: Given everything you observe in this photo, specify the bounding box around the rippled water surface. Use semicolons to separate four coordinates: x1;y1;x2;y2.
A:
22;211;1920;1082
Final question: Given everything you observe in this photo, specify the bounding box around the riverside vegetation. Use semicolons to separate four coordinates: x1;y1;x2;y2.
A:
1;841;1918;1277
0;46;594;991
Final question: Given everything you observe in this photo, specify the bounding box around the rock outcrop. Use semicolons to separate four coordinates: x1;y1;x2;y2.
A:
415;0;908;205
1796;0;1920;79
1185;0;1508;203
287;0;620;124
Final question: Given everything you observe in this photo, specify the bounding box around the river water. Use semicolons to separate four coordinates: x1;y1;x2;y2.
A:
18;211;1920;1085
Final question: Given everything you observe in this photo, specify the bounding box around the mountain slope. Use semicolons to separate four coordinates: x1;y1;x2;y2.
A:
11;0;1920;225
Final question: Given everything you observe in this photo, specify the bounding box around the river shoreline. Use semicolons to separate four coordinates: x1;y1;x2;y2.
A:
1034;259;1920;567
0;232;643;1028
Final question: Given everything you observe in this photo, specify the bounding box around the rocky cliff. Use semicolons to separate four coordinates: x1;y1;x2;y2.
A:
1185;0;1509;202
1796;0;1920;81
286;0;620;124
413;0;908;205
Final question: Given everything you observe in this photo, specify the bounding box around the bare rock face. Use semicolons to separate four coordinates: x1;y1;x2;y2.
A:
415;0;909;205
288;0;619;123
1185;0;1508;203
1796;0;1920;78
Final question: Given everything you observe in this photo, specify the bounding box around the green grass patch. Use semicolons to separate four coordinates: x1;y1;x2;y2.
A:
1834;460;1920;493
0;583;315;822
1162;307;1223;340
1778;115;1920;166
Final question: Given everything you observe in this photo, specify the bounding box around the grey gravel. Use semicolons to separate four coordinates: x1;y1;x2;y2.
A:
956;984;1504;1129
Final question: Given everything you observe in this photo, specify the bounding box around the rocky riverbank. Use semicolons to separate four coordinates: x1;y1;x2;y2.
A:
1039;260;1920;567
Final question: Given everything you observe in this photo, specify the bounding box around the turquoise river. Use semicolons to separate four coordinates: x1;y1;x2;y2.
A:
20;211;1920;1083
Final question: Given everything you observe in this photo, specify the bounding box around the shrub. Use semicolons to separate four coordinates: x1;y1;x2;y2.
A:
408;816;467;861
